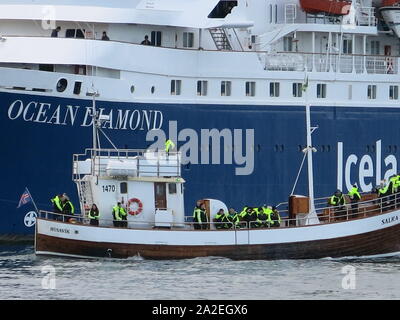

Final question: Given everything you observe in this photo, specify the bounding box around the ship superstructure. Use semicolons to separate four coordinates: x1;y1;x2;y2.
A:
2;0;400;240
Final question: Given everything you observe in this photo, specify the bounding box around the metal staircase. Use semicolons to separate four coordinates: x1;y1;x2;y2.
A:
76;178;93;217
209;28;232;50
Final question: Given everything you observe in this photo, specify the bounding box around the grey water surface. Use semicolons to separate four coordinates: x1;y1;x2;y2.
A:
0;245;399;300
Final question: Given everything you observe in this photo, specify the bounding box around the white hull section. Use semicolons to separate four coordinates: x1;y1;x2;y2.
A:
36;210;400;246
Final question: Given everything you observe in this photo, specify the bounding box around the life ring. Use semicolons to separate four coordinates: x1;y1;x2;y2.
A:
127;198;143;216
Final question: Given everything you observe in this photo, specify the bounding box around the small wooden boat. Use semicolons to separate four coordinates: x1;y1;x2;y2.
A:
300;0;352;16
34;91;400;260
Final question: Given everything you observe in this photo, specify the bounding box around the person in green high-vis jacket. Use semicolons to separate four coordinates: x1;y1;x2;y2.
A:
348;184;361;215
193;202;208;230
165;139;175;154
113;202;127;228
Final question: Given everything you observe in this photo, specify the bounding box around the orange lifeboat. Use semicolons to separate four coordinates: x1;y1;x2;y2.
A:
300;0;352;16
382;0;400;6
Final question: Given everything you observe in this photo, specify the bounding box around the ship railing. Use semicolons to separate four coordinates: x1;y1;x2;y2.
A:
283;3;376;27
73;148;181;181
38;191;396;233
265;51;399;75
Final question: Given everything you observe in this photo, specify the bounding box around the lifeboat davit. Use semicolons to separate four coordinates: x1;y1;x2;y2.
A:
299;0;352;16
380;0;400;38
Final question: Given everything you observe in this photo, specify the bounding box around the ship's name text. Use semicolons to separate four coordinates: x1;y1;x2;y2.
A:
381;215;398;225
50;227;70;234
7;100;163;131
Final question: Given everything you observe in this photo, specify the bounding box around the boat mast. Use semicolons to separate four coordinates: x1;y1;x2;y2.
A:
304;76;316;216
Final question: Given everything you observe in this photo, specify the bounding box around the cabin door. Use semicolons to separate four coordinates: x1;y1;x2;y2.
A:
385;45;391;56
154;183;167;210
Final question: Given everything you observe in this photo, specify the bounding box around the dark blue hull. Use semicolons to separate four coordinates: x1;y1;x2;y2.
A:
1;91;398;239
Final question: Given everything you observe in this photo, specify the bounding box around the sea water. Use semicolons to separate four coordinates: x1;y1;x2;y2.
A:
0;245;399;300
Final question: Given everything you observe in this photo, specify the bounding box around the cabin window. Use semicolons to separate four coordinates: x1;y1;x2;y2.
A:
221;81;231;96
130;85;135;94
246;81;256;97
317;84;327;98
269;4;273;23
151;86;155;94
348;85;353;100
183;32;194;48
292;83;303;98
283;36;293;52
171;80;182;95
197;81;208;96
168;183;177;194
65;29;85;39
275;4;278;23
368;85;377;99
370;41;380;55
73;81;82;95
390;85;399;100
270;82;280;97
151;31;162;46
343;39;352;54
120;182;128;194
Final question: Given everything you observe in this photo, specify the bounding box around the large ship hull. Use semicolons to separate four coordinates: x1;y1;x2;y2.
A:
2;90;400;240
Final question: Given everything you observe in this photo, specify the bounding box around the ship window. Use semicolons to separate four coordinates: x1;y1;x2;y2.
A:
370;41;380;55
246;81;256;96
56;78;68;92
168;183;177;194
368;85;377;99
183;32;194;48
270;82;280;97
348;85;353;100
197;81;208;96
221;81;231;96
293;83;303;97
120;182;128;194
343;39;352;54
317;84;327;98
389;85;398;100
73;81;82;95
283;36;293;52
130;85;135;94
151;86;155;94
151;31;162;46
171;80;182;95
65;29;85;39
275;5;278;24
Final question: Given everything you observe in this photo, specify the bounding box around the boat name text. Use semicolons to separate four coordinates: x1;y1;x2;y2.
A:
381;215;398;225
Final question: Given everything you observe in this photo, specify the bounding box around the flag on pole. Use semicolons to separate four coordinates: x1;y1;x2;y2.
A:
17;188;32;208
302;76;309;92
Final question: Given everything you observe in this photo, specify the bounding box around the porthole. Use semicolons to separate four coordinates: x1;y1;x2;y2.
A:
56;78;68;93
130;85;135;94
151;86;155;94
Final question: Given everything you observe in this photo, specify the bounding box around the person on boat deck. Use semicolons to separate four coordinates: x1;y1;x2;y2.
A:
113;202;127;228
271;206;281;228
165;139;175;154
51;26;61;38
240;207;258;228
50;193;64;221
88;204;100;226
348;184;361;215
227;208;240;228
214;208;231;229
141;35;151;45
101;31;110;41
193;202;208;230
329;189;346;219
62;195;75;222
